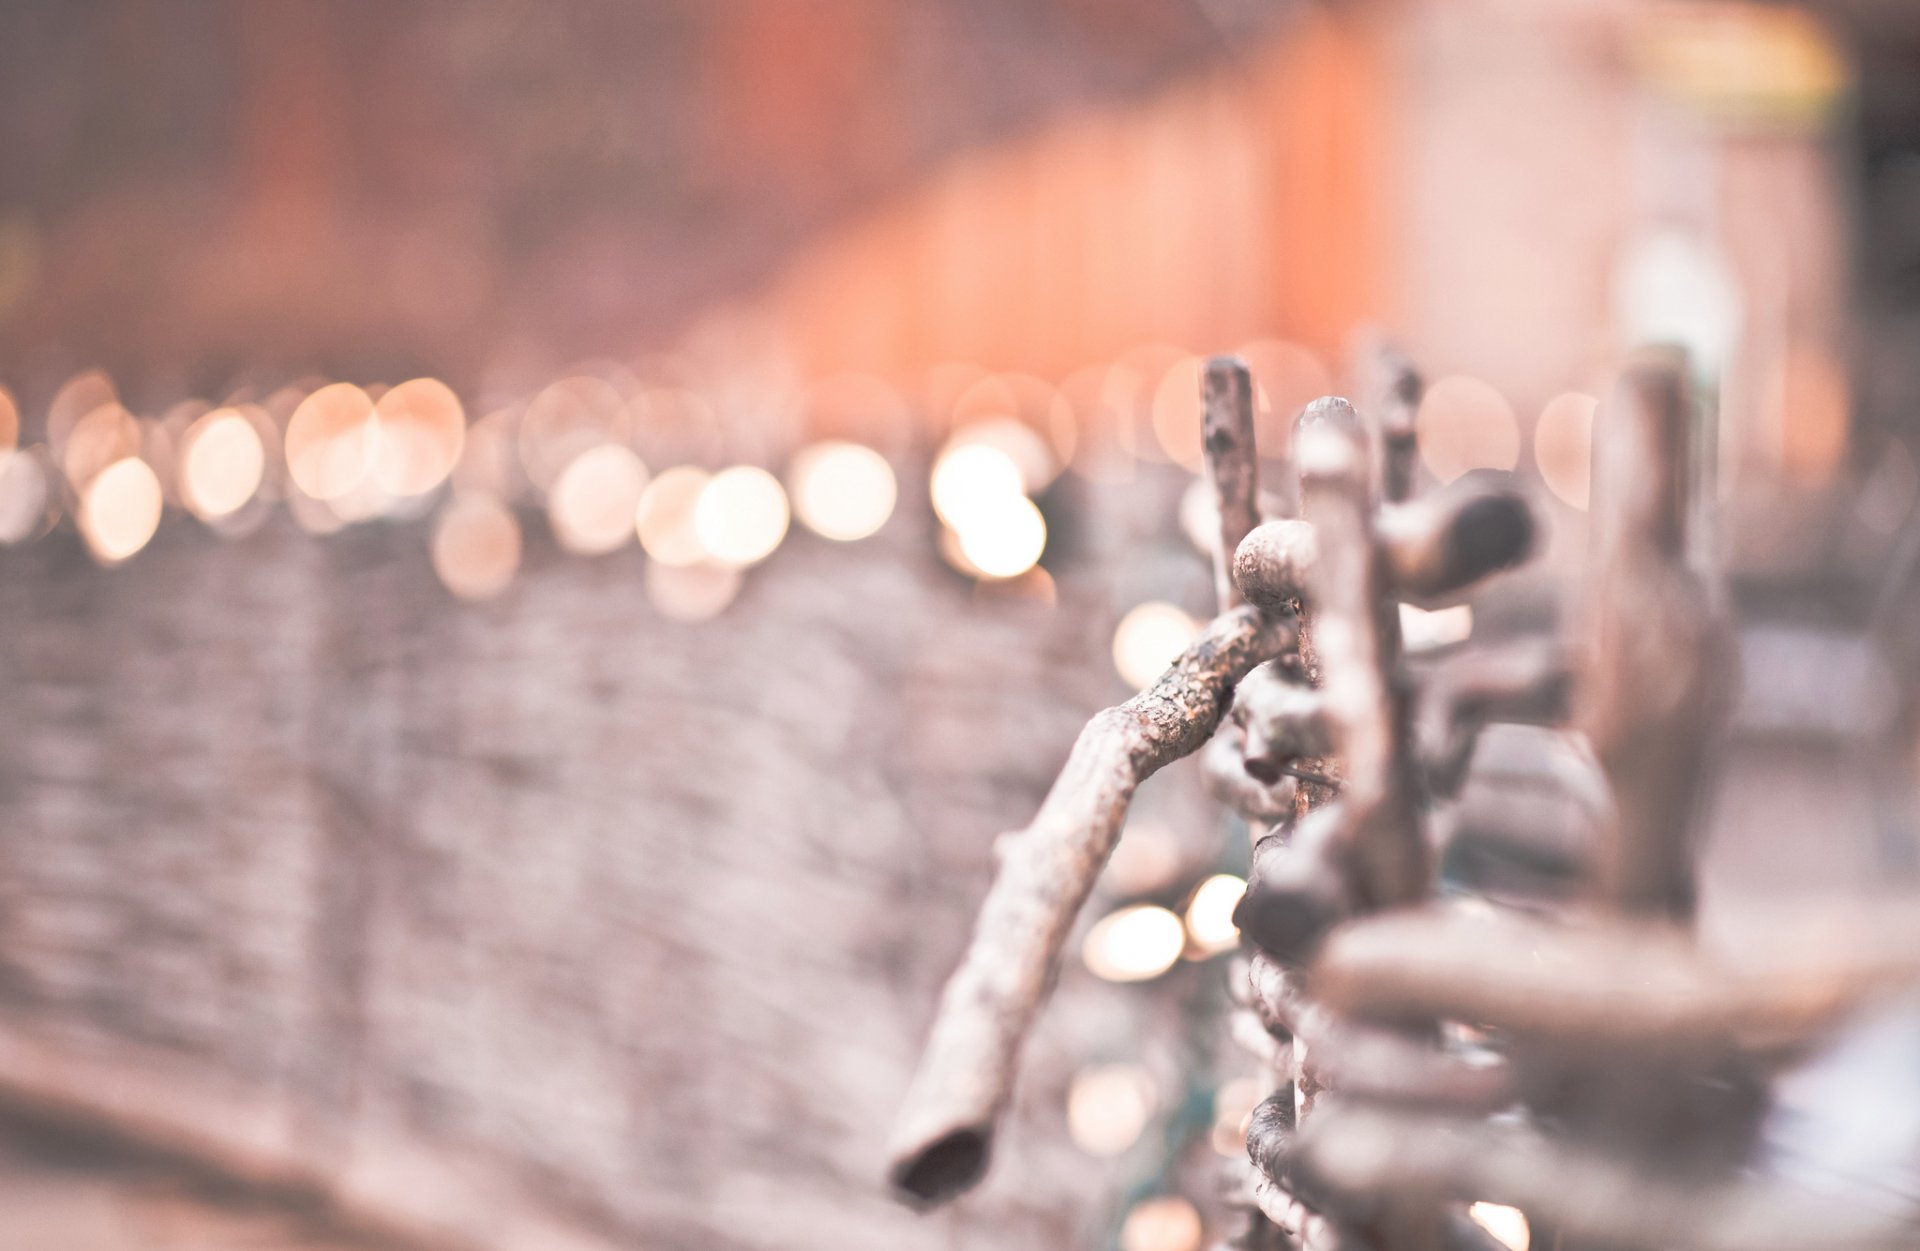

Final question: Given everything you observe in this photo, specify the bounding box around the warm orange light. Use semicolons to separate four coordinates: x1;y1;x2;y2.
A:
1400;603;1473;652
1066;1063;1156;1157
285;382;378;501
1468;1203;1529;1251
1150;355;1207;469
948;418;1057;494
1183;874;1246;957
520;375;633;490
1534;392;1597;510
548;443;649;555
79;457;163;564
695;466;789;567
0;384;16;452
179;409;266;521
1083;904;1185;982
955;494;1045;579
1418;376;1520;483
431;495;522;601
931;442;1026;530
372;377;466;496
63;402;140;489
47;368;117;454
1210;1078;1264;1158
636;466;713;566
0;449;50;544
1120;1195;1203;1251
789;442;896;542
1113;601;1199;689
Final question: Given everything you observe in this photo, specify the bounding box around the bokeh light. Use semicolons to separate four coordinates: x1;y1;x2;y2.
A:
179;409;266;521
285;382;378;501
930;442;1026;531
63;402;141;489
1183;874;1246;957
0;449;51;544
47;368;117;453
1120;1195;1203;1251
1534;391;1597;510
0;384;16;452
520;375;634;491
1083;903;1185;982
1066;1063;1156;1157
955;493;1045;579
695;465;789;567
431;495;522;601
549;444;649;555
636;466;713;566
947;417;1058;494
372;377;466;496
1210;1077;1264;1157
646;559;744;622
788;441;895;541
1150;355;1206;469
1469;1202;1530;1251
79;457;163;565
1417;376;1520;483
1399;603;1473;652
1112;601;1199;689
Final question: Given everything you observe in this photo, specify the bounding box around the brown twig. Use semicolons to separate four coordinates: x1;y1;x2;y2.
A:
1356;334;1423;506
1296;1103;1910;1251
1310;905;1920;1056
1578;347;1732;920
1235;519;1318;613
890;369;1293;1204
1205;356;1262;610
1293;398;1427;912
1376;472;1536;607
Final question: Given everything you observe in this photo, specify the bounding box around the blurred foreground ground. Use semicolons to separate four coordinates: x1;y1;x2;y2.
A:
0;1114;386;1251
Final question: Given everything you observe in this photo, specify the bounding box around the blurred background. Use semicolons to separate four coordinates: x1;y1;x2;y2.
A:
0;1;1916;1249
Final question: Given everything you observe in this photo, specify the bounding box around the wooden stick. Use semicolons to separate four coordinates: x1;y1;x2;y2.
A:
1377;473;1536;607
887;618;1296;1205
1356;335;1423;506
1297;1103;1909;1251
1295;398;1427;911
1579;347;1731;920
1311;904;1920;1055
1235;519;1318;612
1205;356;1262;610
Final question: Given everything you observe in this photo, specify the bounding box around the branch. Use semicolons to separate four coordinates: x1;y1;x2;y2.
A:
1297;1103;1910;1251
887;605;1296;1205
1377;472;1536;607
1356;333;1423;506
1311;905;1920;1055
1295;398;1427;911
1579;347;1732;920
1205;356;1262;610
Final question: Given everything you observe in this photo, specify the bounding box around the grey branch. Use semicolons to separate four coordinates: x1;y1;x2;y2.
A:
1235;519;1318;613
1296;1102;1912;1251
1376;472;1536;607
1578;346;1733;920
887;605;1296;1206
1311;904;1920;1056
1205;356;1263;610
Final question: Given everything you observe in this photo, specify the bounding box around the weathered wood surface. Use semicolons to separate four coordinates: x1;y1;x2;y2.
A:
0;510;1151;1251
